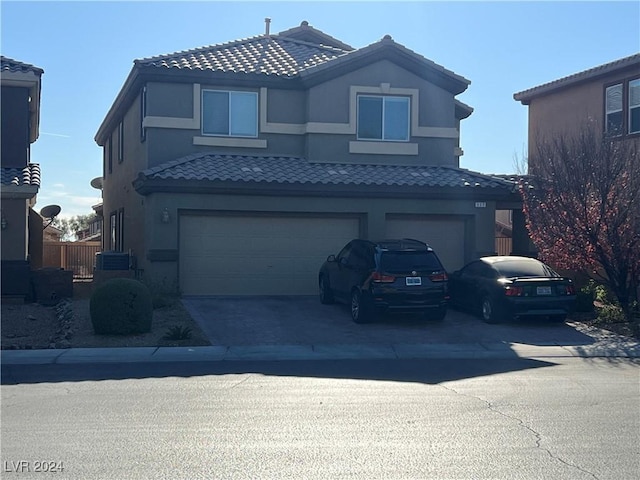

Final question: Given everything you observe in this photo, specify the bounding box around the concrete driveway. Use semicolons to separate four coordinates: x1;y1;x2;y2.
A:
182;296;610;347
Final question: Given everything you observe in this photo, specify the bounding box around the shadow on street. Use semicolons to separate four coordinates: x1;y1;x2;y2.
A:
1;357;556;386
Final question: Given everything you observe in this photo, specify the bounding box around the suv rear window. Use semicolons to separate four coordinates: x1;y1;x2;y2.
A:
380;251;442;273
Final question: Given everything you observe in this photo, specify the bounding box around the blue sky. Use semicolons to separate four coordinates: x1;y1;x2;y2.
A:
2;1;638;218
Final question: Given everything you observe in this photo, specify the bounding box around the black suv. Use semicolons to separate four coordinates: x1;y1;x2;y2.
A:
318;239;449;323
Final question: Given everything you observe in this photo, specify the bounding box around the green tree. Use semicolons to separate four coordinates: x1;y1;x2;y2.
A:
53;214;97;241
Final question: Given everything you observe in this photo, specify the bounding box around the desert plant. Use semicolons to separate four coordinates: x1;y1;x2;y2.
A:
596;304;627;324
90;278;153;335
162;325;192;341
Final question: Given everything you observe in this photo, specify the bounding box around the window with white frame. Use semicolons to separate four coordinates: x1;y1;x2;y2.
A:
202;90;258;137
357;95;410;141
605;83;623;135
605;79;640;137
629;78;640;134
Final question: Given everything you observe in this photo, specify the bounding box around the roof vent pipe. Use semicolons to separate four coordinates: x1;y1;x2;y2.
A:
265;18;271;37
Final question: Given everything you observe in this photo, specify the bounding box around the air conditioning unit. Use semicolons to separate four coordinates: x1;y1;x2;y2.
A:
95;251;130;271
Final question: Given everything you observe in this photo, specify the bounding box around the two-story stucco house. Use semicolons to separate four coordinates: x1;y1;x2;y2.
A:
95;21;522;296
1;56;44;300
514;53;640;171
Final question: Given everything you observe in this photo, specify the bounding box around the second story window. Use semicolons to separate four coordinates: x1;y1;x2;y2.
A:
605;84;623;135
357;95;410;141
629;78;640;135
605;79;639;137
202;90;258;137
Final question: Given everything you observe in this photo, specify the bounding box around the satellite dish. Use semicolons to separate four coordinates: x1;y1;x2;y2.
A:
40;204;61;219
90;177;103;190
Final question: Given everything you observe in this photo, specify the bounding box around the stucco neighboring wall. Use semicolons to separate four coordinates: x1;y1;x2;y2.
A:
101;90;147;259
525;65;639;159
1;198;29;260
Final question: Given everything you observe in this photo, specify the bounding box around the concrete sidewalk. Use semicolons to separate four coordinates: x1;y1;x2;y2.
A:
2;341;640;365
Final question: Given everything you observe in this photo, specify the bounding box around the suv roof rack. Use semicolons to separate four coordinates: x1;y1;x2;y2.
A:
375;238;432;251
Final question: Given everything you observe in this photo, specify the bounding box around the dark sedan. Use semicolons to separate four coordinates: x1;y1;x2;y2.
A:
449;256;576;323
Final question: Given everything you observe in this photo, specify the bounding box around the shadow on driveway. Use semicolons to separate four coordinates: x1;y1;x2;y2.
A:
183;295;599;348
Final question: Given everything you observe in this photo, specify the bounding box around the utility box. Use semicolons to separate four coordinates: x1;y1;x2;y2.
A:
95;251;130;270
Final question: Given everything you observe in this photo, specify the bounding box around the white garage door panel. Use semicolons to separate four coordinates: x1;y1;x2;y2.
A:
180;215;359;295
385;216;465;272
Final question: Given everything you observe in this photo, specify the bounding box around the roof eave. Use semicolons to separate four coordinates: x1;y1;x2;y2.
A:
0;185;39;199
133;175;515;200
514;53;640;105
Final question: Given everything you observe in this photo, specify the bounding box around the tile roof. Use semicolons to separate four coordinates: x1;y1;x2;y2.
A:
135;35;349;77
138;153;514;190
1;164;41;187
0;56;44;75
514;53;640;103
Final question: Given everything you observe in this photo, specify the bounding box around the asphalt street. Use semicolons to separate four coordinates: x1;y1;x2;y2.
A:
2;357;639;480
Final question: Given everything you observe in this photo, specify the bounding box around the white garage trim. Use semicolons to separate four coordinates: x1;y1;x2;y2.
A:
179;213;361;295
385;214;466;272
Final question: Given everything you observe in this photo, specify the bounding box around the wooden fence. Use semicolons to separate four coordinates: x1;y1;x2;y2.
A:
43;242;101;279
495;237;512;256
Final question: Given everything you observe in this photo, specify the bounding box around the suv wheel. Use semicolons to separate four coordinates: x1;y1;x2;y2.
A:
319;277;334;305
351;290;372;324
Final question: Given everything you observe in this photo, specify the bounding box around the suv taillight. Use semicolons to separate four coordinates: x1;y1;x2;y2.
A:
371;272;395;283
565;285;576;295
429;272;448;282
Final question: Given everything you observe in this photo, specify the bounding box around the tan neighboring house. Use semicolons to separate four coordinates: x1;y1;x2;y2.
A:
43;224;63;242
95;21;526;296
1;56;44;300
514;53;640;167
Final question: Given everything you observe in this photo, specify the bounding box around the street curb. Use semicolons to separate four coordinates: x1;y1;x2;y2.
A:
2;341;639;365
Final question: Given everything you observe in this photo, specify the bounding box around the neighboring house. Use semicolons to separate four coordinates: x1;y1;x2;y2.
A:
43;224;63;242
514;53;640;171
95;20;524;295
76;208;103;242
1;56;44;300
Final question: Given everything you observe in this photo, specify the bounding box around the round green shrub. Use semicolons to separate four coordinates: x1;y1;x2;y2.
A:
90;278;153;335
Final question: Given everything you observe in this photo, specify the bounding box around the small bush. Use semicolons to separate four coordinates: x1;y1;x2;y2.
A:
90;278;153;335
597;304;626;324
163;325;192;341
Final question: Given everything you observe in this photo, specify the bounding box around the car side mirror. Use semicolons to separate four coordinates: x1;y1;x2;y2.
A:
327;254;336;262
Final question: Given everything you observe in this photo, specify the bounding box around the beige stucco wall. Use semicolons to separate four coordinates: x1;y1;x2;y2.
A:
137;191;497;287
101;90;147;261
1;198;29;261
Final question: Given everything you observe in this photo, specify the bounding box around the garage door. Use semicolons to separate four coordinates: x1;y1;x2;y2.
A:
385;215;465;272
180;214;360;295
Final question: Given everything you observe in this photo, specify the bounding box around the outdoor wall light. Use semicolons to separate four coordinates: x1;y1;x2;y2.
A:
161;208;171;224
1;211;7;230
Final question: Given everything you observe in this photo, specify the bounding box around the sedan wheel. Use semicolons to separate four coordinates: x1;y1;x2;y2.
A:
319;277;334;305
481;296;501;324
351;290;371;324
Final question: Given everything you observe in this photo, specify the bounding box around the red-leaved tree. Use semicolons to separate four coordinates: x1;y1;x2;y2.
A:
519;124;640;316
